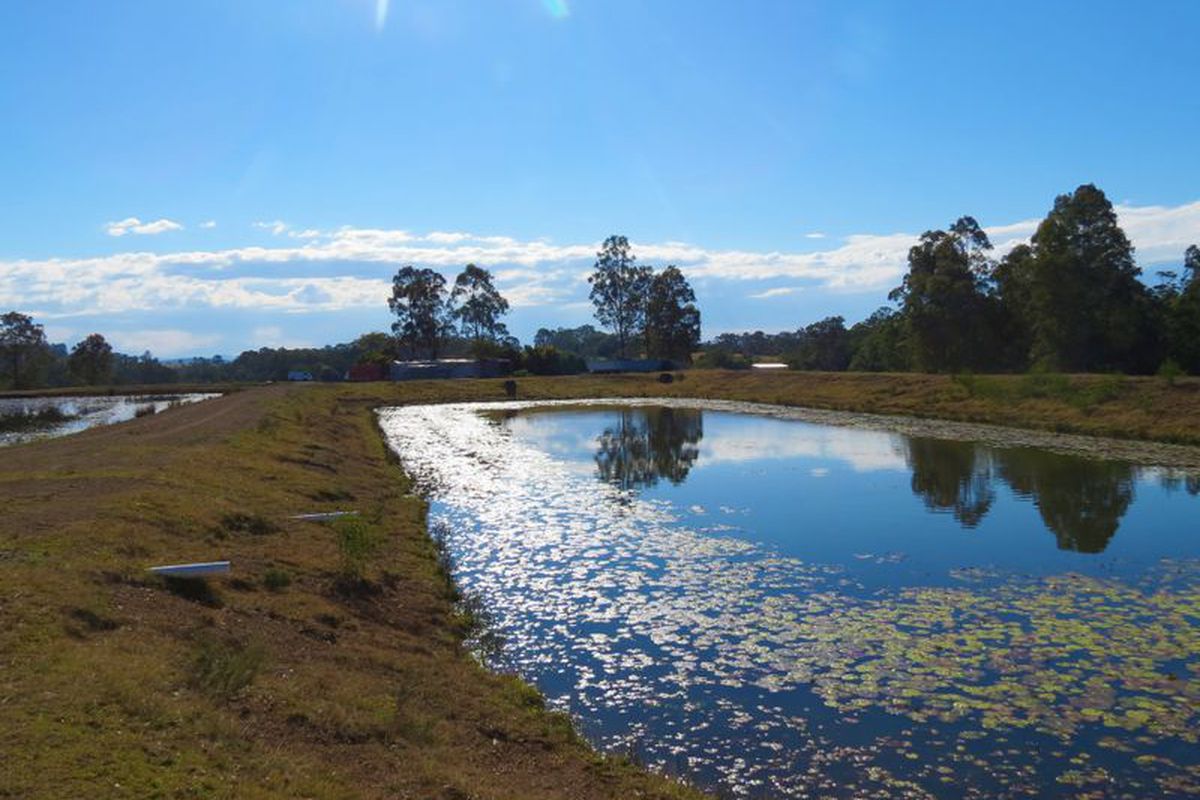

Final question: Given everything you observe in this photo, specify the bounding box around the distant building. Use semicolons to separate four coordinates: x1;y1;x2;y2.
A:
586;358;676;374
286;370;314;381
388;359;511;381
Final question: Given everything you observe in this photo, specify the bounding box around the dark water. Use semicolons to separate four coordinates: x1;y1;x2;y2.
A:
380;401;1200;799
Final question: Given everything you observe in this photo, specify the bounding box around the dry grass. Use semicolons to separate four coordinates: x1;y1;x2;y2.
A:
2;370;1198;799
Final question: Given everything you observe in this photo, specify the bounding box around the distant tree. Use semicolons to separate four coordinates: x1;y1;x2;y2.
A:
644;265;701;362
351;332;396;366
1160;244;1200;373
889;217;995;373
533;325;619;358
68;333;114;385
520;345;587;375
1024;184;1159;372
787;316;852;371
990;243;1037;371
450;264;510;349
0;311;49;389
388;266;451;359
589;235;653;358
848;307;910;372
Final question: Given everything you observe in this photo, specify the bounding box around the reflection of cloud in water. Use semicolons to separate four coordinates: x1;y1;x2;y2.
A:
500;405;909;476
699;417;907;473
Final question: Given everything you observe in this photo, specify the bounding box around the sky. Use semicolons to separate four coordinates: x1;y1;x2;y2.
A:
1;0;1198;357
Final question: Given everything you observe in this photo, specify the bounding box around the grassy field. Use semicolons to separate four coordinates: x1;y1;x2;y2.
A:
2;371;1199;799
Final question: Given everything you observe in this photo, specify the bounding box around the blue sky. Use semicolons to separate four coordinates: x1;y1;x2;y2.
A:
1;1;1198;356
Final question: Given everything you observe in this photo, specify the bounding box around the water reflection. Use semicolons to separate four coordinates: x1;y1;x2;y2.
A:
578;411;1153;555
380;402;1200;800
594;407;703;490
903;437;995;528
996;450;1135;553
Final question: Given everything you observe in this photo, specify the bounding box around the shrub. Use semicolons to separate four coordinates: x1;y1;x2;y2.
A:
1158;359;1184;387
693;349;751;370
333;517;381;582
220;512;279;536
262;568;292;591
189;635;265;699
519;345;587;376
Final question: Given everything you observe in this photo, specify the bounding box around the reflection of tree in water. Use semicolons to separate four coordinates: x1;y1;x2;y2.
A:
594;408;703;491
1158;471;1200;497
997;449;1135;554
902;437;1137;553
903;438;995;528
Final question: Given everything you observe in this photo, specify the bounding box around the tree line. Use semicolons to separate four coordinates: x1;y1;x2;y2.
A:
385;235;700;367
701;184;1200;376
3;184;1197;389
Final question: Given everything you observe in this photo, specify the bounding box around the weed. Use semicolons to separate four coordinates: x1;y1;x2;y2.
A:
220;512;279;536
188;634;265;699
1158;359;1184;387
262;567;292;591
457;590;505;663
333;516;381;583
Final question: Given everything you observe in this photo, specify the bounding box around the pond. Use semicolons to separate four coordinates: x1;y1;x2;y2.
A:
0;393;220;447
378;400;1200;799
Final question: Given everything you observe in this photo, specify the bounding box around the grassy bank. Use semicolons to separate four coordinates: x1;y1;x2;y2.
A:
3;371;1199;799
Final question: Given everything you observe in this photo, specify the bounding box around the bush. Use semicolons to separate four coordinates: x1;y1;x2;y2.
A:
333;517;381;582
262;567;292;591
1158;359;1184;387
189;635;265;699
693;349;751;370
519;345;587;376
220;512;280;537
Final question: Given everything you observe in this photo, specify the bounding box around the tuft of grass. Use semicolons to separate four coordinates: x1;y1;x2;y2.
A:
262;567;292;591
1158;359;1184;387
188;634;266;699
332;516;382;584
219;511;280;537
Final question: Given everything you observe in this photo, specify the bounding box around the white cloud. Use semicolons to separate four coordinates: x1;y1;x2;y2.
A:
749;287;802;299
105;217;183;237
253;220;290;236
9;200;1198;323
200;220;217;229
109;329;221;357
804;232;827;239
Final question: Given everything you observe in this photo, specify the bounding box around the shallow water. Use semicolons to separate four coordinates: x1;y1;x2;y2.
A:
379;400;1200;799
0;393;220;447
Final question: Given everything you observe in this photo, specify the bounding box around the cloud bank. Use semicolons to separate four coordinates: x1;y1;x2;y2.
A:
4;201;1198;333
